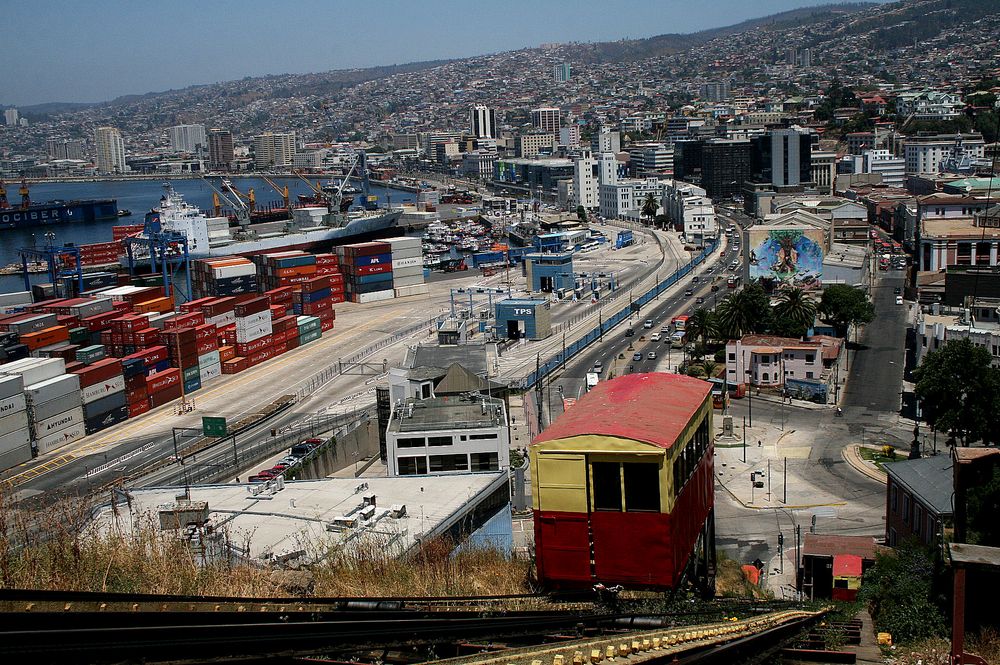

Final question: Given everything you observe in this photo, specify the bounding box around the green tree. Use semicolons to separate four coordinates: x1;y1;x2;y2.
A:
859;542;946;644
913;337;1000;447
701;359;718;379
654;213;670;230
772;286;817;338
686;308;718;359
640;193;659;226
576;205;588;222
818;285;874;338
715;281;771;340
973;109;999;144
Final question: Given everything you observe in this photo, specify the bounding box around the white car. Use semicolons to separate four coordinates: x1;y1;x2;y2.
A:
650;333;662;342
647;351;657;360
895;295;903;305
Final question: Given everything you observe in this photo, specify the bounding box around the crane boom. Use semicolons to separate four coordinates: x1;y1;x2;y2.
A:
260;175;290;209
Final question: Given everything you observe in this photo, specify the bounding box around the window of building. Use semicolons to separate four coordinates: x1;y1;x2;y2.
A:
592;462;623;511
891;485;898;513
427;436;452;447
806;371;814;379
902;494;910;521
914;504;923;536
805;354;815;363
623;463;660;512
728;352;736;361
469;432;498;440
762;372;769;382
397;456;427;475
429;454;469;472
397;437;425;448
888;527;897;547
470;452;499;471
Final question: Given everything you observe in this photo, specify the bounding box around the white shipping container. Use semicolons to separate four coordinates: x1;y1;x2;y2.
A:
0;426;31;456
68;298;114;318
391;256;422;269
235;320;273;344
25;374;81;405
394;284;430;298
3;313;58;335
0;374;25;401
32;406;84;440
392;275;426;288
354;290;396;304
199;362;222;383
197;350;221;368
207;311;236;327
81;375;126;405
391;265;424;279
0;409;30;438
2;357;66;386
0;392;27;419
0;444;32;473
235;310;271;330
35;422;86;455
213;263;257;279
0;291;32;308
0;303;30;316
32;391;82;423
146;312;174;329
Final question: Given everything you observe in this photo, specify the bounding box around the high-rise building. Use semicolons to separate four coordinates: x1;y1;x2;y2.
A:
516;133;556;158
94;126;126;174
750;127;814;188
592;129;621;155
46;138;86;161
699;81;731;102
572;150;598;210
531;107;561;133
253;131;296;169
470;105;497;140
169;124;207;153
903;133;986;175
553;63;571;82
559;125;581;148
862;150;906;188
207;129;234;170
701;139;751;200
4;108;19;126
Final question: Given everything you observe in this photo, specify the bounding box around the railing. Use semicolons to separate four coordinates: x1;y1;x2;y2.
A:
513;239;718;391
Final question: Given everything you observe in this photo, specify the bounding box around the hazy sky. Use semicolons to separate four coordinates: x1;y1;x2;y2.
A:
2;0;877;106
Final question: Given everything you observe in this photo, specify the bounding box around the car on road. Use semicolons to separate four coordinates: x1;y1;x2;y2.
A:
632;352;643;361
647;351;657;360
661;326;670;333
650;333;662;342
271;462;291;472
895;295;904;305
624;328;634;337
248;475;269;483
691;276;699;283
255;470;277;480
592;361;603;373
684;289;693;297
711;284;720;292
696;296;705;304
893;287;902;295
643;319;653;328
729;262;739;270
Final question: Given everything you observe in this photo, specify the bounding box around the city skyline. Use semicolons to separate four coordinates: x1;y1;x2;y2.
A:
1;0;886;106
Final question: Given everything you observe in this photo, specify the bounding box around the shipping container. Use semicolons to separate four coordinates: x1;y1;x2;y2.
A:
146;368;181;394
25;374;81;405
0;427;33;463
127;399;151;418
72;358;123;388
0;409;30;439
84;405;129;435
183;376;201;393
81;374;125;405
33;405;85;440
0;392;27;421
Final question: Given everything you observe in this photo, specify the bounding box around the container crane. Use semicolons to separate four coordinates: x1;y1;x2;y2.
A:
293;170;328;204
0;180;8;209
259;175;290;209
222;179;255;213
19;178;30;209
202;177;251;227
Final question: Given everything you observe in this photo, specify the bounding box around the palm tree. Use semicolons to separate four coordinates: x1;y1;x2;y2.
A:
701;359;718;378
686;308;718;359
640;193;659;226
715;291;756;340
773;286;817;338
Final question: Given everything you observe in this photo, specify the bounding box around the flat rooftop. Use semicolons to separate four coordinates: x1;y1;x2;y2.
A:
92;473;508;563
391;395;506;432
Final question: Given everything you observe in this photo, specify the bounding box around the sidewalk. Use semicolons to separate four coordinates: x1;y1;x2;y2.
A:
842;444;888;483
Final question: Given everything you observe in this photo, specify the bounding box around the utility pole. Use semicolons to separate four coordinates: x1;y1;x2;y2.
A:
783;456;787;504
742;416;747;463
767;458;771;502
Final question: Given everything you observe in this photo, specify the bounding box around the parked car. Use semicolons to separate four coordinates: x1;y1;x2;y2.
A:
895;295;904;305
691;276;699;283
271;462;290;472
893;287;902;295
592;361;603;373
247;475;269;483
255;470;277;480
711;285;720;292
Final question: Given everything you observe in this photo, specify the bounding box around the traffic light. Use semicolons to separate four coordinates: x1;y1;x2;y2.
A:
778;533;784;548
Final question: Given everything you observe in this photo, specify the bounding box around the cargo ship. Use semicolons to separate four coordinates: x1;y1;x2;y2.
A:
142;184;403;259
0;179;118;229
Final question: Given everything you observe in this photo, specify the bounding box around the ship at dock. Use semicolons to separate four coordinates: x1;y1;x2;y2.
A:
0;178;118;229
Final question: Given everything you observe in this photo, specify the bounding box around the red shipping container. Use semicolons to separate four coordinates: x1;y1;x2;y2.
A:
133;327;161;345
124;345;168;367
72;358;124;388
181;297;216;313
196;339;219;355
330;293;346;304
150;383;183;408
320;318;334;332
302;275;331;291
126;386;148;404
246;347;276;366
342;242;390;257
315;253;338;266
285;336;299;350
146;368;181;394
222;357;248;374
81;310;119;332
164;312;205;330
64;360;85;373
194;323;217;341
202;297;236;318
353;263;393;276
272;341;288;355
235;335;272;357
268;305;285;319
128;399;151;418
234;296;269;317
125;373;146;391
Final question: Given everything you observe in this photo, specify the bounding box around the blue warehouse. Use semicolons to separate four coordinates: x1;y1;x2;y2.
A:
524;252;574;293
495;299;552;341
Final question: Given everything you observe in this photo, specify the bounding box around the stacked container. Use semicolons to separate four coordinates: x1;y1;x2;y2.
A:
146;367;182;408
296;315;322;347
234;296;274;369
72;358;127;435
292;276;336;332
122;357;150;418
339;242;394;304
385;237;428;297
3;358;86;455
0;373;32;470
256;251;317;290
191;257;258;298
161;327;200;394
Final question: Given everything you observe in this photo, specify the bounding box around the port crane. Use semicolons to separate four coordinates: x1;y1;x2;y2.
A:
259;175;290;209
19;178;30;209
0;179;8;209
202;177;252;227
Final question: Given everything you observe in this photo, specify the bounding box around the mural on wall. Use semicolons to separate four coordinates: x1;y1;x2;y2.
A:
747;227;825;289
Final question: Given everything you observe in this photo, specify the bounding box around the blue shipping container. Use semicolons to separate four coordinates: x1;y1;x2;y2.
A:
355;272;394;285
352;252;393;267
147;360;171;376
300;288;331;303
84;405;129;435
273;255;316;268
122;358;145;379
183;376;201;393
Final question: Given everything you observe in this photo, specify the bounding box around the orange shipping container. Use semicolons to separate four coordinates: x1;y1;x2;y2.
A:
218;345;236;362
274;265;317;278
20;325;70;350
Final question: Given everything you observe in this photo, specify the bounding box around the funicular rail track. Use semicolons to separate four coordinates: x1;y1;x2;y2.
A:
0;588;824;664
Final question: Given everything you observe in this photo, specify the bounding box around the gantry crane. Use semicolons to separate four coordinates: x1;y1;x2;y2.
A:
202;177;251;227
259;175;290;209
19;178;30;209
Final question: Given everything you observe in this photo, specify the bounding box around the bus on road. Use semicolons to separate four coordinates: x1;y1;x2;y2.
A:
672;314;690;330
727;275;741;289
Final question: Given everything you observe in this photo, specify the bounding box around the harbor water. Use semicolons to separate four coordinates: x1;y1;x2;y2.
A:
0;178;415;294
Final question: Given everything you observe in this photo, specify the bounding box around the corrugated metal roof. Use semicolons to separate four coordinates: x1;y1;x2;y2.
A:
802;534;880;560
531;373;711;449
885;454;954;517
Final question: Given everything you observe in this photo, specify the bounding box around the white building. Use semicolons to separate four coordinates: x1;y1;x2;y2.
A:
895;91;962;121
168;124;207;153
94;126;126;174
4;108;18;126
811;150;838;194
863;149;906;188
386;395;509;476
600;177;665;221
553;63;571;82
559;125;581;148
571;150;598;210
531;107;560;133
903;134;986;175
662;180;717;243
46;138;85;161
461;150;497;180
253;131;297;169
470;105;496;140
592;129;621;154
